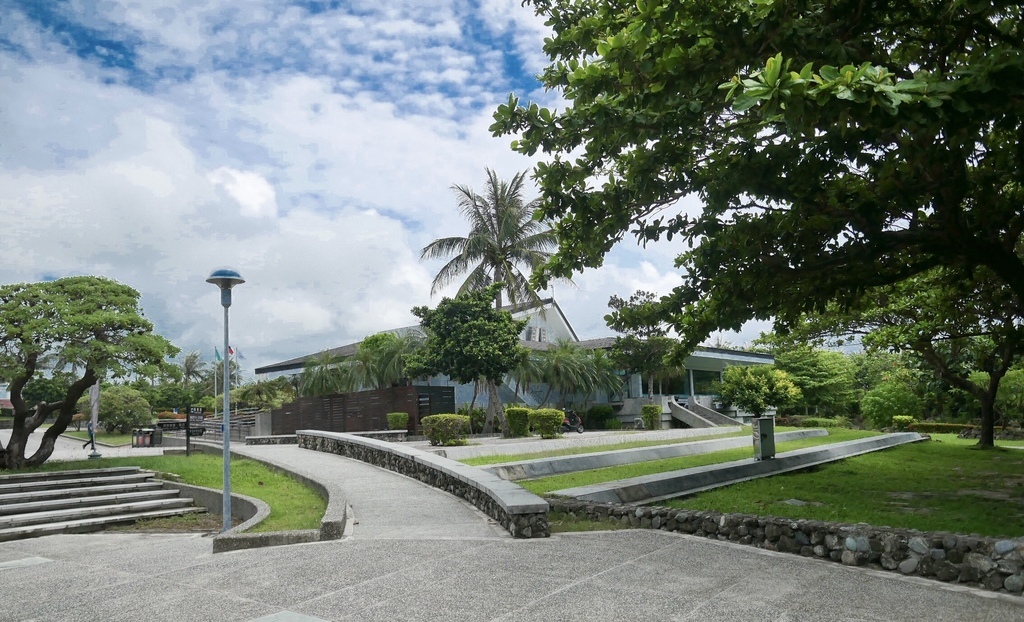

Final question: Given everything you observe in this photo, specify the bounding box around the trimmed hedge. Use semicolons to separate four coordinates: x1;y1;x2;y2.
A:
586;405;615;430
801;417;849;428
909;422;975;434
640;404;661;431
529;408;564;439
421;414;470;446
386;412;409;431
505;407;530;437
891;415;916;431
156;411;185;420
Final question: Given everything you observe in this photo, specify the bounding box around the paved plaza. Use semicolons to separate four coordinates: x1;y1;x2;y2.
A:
0;430;1022;620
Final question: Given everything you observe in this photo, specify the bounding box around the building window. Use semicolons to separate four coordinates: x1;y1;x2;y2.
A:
692;370;721;395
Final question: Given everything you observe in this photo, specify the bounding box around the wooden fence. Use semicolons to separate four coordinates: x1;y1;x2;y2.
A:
269;386;454;435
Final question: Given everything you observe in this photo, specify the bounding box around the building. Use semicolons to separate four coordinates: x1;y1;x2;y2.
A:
255;298;773;427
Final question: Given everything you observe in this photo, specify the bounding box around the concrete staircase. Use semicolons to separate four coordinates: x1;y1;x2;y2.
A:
0;466;206;542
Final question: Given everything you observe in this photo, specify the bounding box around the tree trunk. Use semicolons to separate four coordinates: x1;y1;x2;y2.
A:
486;380;510;437
978;394;996;449
647;375;655;401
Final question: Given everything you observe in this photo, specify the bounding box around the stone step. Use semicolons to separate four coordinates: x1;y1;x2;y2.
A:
0;481;165;506
0;473;154;495
0;490;180;516
0;466;141;485
0;507;208;542
0;498;198;530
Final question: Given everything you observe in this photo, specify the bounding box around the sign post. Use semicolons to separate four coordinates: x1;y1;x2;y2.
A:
186;407;205;457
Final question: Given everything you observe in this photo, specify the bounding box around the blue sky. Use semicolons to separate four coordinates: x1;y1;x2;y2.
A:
0;0;764;377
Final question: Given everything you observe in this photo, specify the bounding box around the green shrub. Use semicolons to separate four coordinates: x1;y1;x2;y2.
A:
156;411;184;420
421;414;470;446
605;417;622;430
529;408;564;439
862;381;923;429
640;404;661;431
891;415;916;431
386;412;409;431
505;407;531;437
802;417;838;428
586;405;615;430
458;405;487;433
909;422;975;434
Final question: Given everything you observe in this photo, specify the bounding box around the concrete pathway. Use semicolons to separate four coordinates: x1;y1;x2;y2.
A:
1;528;1020;621
233;444;507;540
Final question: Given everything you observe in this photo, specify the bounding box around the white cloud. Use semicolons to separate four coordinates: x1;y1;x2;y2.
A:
207;167;278;218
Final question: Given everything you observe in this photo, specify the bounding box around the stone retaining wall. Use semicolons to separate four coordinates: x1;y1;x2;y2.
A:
958;428;1024;441
551;499;1024;595
298;430;549;538
246;435;298;445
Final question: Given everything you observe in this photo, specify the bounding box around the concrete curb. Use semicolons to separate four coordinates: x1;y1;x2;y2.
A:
484;429;829;480
182;442;346;551
552;432;925;504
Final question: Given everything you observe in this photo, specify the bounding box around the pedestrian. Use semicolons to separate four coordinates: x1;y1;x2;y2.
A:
83;420;95;450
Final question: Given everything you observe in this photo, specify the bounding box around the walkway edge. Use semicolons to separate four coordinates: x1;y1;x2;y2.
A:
297;430;550;538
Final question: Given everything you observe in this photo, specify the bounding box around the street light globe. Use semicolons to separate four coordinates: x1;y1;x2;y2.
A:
206;268;245;290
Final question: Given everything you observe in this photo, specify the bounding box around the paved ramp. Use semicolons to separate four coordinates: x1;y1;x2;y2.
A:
234;444;507;540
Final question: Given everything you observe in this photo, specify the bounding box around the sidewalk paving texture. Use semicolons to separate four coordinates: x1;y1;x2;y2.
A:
1;430;1022;620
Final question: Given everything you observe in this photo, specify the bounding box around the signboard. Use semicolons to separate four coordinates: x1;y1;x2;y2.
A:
189;414;206;423
187;407;204;415
157;421;187;430
189;427;206;437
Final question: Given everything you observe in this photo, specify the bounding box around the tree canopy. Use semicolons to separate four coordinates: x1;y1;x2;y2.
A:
411;284;527;434
0;276;177;468
492;1;1024;349
718;365;801;418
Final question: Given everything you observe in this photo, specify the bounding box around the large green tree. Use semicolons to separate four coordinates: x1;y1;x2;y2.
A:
718;365;802;418
420;168;558;309
0;277;177;468
410;285;527;435
792;268;1023;446
606;290;680;400
492;1;1024;349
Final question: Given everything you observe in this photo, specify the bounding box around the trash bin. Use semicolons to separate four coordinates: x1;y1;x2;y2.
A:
752;416;776;460
150;427;163;446
131;428;141;448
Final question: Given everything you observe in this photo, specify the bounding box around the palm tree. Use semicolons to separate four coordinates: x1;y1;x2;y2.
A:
420;168;557;309
298;351;353;397
178;350;206;392
351;331;425;390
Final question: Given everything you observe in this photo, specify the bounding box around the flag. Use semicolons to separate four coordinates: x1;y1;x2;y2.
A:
228;346;235;357
215;347;222;362
235;348;245;360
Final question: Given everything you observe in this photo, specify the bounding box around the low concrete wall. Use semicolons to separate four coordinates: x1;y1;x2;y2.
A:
183;441;346;550
551;499;1024;596
297;430;550;538
552;433;925;504
484;429;828;481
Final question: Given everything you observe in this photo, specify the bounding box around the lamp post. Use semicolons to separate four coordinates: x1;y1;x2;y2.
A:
206;268;244;532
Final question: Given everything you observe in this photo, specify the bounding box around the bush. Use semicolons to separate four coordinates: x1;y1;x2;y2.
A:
386;412;409;431
640;404;661;431
458;405;487;433
862;380;923;429
801;417;838;428
529;408;564;439
77;385;153;434
156;411;184;420
891;415;916;431
505;407;531;437
909;422;975;434
585;405;615;430
605;417;622;430
421;414;470;446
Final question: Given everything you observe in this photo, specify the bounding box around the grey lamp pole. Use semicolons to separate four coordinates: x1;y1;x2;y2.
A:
206;268;244;532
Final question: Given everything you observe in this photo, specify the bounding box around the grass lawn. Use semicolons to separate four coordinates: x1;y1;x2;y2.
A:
663;434;1024;538
521;428;880;496
460;429;752;466
62;430;134;446
29;455;326;532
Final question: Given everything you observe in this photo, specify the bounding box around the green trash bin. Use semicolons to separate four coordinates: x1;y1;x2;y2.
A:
752;416;776;460
151;427;163;446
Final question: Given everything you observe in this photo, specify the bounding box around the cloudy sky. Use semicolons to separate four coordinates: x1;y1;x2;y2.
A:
0;0;764;378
